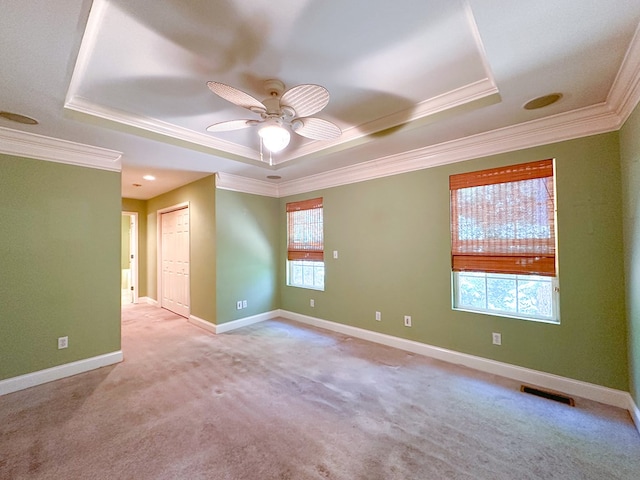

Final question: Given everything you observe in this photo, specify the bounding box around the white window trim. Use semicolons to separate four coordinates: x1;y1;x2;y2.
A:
451;271;560;324
286;259;325;291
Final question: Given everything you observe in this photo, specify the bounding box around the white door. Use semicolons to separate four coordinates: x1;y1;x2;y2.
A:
121;214;132;305
121;212;138;305
161;207;190;317
128;214;138;304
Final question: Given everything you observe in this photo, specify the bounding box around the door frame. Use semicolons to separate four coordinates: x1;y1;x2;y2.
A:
122;211;139;304
156;202;190;315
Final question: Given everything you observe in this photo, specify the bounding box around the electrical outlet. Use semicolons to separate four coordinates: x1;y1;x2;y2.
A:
404;315;412;327
492;332;502;345
236;300;242;310
310;299;315;307
58;336;68;349
375;311;381;321
242;300;247;309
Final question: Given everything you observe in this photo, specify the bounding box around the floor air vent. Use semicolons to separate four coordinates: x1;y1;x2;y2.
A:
520;385;575;406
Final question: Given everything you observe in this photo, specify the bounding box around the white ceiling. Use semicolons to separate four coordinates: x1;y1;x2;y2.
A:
2;0;640;199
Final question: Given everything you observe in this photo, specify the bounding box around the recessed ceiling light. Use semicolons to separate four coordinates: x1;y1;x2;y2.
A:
523;93;563;110
266;175;281;180
0;111;39;125
143;175;156;181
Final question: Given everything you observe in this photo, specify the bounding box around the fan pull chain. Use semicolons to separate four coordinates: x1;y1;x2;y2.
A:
258;137;274;166
259;136;264;162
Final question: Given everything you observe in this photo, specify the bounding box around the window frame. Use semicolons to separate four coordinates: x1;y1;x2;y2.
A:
449;159;559;323
286;197;324;291
452;271;560;324
286;259;325;291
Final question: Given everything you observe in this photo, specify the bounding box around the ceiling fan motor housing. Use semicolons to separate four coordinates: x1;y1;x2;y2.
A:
262;97;283;117
263;79;285;97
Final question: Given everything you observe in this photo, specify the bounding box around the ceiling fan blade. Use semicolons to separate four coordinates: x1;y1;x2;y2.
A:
206;81;266;113
292;117;341;140
281;84;329;117
206;119;257;132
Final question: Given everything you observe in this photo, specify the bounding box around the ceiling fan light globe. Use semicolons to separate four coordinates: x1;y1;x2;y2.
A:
259;124;290;152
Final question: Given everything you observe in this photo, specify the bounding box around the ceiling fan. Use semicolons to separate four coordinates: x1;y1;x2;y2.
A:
205;79;341;153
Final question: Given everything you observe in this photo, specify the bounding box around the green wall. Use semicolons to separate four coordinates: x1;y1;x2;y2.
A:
280;132;628;390
146;175;217;324
122;198;148;298
3;121;633;397
0;154;121;380
121;215;131;270
620;101;640;404
215;189;280;324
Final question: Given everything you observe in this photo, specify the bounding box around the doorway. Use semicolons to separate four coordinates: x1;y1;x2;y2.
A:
158;204;190;317
121;212;138;305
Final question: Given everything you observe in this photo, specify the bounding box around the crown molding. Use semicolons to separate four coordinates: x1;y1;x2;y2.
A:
68;0;498;169
66;0;260;164
215;172;279;197
65;79;498;170
218;96;626;198
63;1;640;196
276;77;499;165
0;126;122;171
277;103;620;197
221;23;640;199
608;21;640;126
65;71;497;171
64;96;260;162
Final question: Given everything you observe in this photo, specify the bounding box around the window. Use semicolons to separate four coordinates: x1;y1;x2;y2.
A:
450;159;559;322
286;197;324;290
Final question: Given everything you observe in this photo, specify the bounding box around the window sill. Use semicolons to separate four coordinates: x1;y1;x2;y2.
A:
286;284;325;292
452;306;560;325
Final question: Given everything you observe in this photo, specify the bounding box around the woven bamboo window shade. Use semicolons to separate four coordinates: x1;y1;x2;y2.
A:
286;197;323;261
449;159;556;276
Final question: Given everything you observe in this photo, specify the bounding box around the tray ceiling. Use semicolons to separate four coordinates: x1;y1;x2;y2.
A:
2;0;640;199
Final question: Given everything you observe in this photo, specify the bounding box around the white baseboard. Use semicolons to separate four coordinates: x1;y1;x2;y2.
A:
189;310;278;335
628;394;640;434
139;296;158;306
188;314;217;334
216;310;278;334
0;351;123;396
278;310;632;411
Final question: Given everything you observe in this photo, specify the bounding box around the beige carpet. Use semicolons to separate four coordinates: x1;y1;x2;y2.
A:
1;303;639;479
